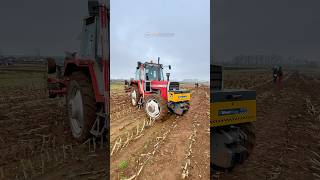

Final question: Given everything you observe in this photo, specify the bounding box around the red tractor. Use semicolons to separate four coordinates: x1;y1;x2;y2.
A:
125;58;191;120
46;0;109;142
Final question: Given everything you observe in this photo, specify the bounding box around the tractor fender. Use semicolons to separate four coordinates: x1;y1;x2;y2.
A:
129;82;139;92
63;60;104;102
129;81;139;87
63;60;93;76
130;81;144;97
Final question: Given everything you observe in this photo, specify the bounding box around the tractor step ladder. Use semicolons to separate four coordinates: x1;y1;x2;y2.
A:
90;110;108;137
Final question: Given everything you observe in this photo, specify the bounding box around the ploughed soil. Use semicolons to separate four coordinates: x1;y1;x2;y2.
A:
0;66;108;180
110;82;210;180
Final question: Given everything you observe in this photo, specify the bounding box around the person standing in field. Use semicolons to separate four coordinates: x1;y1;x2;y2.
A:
272;66;278;83
277;66;283;85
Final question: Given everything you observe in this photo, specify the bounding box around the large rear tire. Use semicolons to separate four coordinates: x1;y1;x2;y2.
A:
144;94;168;121
66;71;96;142
130;85;140;106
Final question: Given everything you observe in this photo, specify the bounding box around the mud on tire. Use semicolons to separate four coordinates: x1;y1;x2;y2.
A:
66;71;96;142
144;94;168;121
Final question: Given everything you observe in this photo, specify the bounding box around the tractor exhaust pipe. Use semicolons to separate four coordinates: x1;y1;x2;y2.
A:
166;73;170;81
158;57;160;64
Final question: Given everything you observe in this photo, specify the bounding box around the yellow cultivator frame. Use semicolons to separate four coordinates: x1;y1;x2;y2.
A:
168;91;191;102
211;99;256;127
210;89;256;127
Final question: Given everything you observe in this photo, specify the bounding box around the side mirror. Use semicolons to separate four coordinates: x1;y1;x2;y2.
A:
137;61;142;68
169;65;171;70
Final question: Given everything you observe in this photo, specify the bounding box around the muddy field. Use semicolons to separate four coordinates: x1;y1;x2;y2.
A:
110;82;210;179
0;65;108;180
214;69;320;180
2;64;319;180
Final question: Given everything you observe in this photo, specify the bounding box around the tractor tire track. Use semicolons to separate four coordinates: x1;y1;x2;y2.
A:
138;87;209;180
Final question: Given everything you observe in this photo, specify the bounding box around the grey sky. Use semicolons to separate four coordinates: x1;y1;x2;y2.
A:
0;0;87;56
213;0;320;63
0;0;209;81
111;0;210;81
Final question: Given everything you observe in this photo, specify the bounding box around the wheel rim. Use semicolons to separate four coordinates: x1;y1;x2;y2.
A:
145;99;160;118
69;86;84;137
131;89;137;105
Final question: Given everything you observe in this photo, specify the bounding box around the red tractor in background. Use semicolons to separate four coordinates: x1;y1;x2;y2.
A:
125;58;191;121
46;0;109;142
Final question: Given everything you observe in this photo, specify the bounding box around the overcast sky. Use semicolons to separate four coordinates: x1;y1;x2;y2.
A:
0;0;209;81
0;0;87;56
111;0;210;81
213;0;320;63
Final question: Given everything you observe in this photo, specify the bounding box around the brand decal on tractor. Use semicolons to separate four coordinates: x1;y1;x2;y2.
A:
152;84;167;88
218;108;248;116
178;95;187;99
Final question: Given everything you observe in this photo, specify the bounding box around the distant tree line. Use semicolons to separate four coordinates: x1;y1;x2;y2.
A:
215;54;319;68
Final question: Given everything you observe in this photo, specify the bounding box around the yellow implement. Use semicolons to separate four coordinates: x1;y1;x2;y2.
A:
211;99;256;127
211;65;257;169
168;90;191;102
211;89;256;127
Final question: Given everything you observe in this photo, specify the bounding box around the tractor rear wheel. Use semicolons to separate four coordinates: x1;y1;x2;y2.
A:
144;94;168;121
67;71;96;142
131;85;140;106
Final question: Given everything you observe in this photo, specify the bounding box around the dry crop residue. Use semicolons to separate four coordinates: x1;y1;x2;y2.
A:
0;66;108;180
110;83;210;180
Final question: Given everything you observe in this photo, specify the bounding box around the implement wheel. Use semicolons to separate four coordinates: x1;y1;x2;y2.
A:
66;71;96;142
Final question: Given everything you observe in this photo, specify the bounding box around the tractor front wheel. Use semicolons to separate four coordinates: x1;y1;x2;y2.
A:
66;71;96;142
144;94;168;121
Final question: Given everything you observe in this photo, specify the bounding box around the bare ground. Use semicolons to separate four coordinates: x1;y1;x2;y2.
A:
0;69;108;180
110;84;210;180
